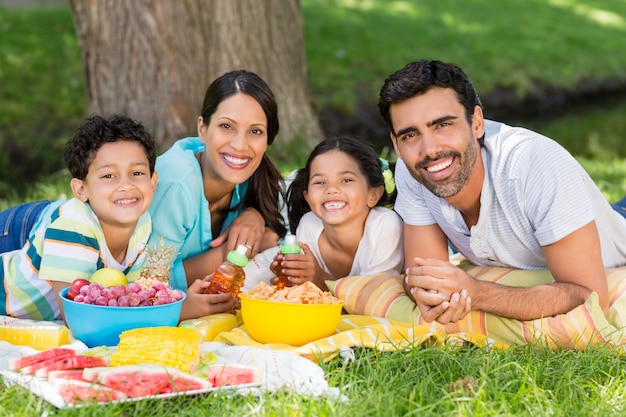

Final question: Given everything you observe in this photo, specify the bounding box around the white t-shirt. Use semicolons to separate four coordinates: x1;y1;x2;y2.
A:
394;120;626;269
296;206;404;278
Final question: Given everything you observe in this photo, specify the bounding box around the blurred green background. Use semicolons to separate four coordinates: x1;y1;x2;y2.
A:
1;0;626;206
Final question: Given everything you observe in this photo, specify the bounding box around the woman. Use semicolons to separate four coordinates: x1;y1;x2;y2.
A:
148;70;287;320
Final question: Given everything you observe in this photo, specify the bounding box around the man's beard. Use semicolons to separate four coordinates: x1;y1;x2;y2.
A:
409;135;478;198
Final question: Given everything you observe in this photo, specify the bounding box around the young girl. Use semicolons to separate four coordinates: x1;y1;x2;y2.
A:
271;136;404;291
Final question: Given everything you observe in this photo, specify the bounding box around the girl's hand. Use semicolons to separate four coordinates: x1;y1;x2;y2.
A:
178;278;236;321
278;242;331;290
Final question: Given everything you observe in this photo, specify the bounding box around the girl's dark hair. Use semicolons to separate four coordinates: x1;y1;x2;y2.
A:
64;114;157;180
287;136;395;233
378;59;484;145
200;70;286;237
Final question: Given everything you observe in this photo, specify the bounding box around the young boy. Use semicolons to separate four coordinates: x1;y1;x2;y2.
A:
0;114;158;321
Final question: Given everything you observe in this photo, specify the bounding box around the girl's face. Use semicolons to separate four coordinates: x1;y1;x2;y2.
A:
304;150;383;227
198;92;268;186
71;140;157;231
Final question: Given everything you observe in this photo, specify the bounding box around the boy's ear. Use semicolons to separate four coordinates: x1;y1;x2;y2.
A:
368;185;385;208
151;171;158;192
70;178;88;202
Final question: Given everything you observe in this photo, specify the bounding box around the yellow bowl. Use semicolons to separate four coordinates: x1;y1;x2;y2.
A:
239;295;344;346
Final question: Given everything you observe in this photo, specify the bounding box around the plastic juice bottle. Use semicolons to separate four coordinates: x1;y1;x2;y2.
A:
205;244;249;297
276;233;303;290
0;322;69;350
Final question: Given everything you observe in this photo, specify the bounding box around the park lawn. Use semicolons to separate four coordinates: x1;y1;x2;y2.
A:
2;343;626;416
2;2;626;414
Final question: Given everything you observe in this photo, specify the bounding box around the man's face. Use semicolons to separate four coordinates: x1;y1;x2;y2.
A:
389;87;484;198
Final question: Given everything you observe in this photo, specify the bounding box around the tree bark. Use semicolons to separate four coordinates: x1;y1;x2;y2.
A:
69;0;322;150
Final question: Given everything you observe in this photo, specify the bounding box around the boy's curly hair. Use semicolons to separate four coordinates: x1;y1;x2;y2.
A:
64;114;157;180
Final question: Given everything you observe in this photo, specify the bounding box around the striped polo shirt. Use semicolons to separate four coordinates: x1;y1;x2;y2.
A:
1;198;151;320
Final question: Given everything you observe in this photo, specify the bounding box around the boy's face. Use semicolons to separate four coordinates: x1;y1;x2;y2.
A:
70;140;157;231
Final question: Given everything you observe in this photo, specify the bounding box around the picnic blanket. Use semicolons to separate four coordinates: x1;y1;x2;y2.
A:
216;264;626;358
215;314;508;362
322;265;626;352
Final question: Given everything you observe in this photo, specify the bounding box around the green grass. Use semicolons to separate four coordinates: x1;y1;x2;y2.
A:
303;0;626;110
2;3;626;413
2;344;626;416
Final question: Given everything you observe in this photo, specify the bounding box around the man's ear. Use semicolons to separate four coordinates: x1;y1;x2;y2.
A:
70;178;88;202
390;132;399;155
471;105;485;140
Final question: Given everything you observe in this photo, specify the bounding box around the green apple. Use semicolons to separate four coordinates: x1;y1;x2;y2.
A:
90;268;128;288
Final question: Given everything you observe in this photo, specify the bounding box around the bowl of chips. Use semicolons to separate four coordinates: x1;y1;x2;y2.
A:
239;281;344;346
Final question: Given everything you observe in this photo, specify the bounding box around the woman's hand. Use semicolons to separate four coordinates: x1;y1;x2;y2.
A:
178;278;237;321
210;208;266;258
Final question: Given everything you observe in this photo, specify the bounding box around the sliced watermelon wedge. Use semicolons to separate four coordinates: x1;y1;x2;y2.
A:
19;352;76;375
7;348;75;371
47;369;88;385
34;355;108;378
92;364;211;397
56;379;127;404
206;364;263;387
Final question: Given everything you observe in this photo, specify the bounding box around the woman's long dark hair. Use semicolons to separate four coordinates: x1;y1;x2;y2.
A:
200;70;286;237
287;136;395;233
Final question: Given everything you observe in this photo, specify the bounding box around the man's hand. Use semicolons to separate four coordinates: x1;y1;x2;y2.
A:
405;257;473;323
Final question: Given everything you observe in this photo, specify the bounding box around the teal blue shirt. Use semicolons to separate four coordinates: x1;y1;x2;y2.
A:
148;138;247;290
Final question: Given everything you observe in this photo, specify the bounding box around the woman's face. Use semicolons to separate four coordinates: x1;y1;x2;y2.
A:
198;92;268;186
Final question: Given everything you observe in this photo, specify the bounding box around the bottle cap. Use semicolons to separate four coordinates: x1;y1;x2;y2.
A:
280;234;301;254
227;244;249;266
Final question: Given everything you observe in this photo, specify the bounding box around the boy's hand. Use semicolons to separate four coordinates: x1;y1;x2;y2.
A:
178;278;237;321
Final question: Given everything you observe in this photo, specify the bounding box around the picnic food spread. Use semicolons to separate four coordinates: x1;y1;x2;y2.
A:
243;281;341;304
2;326;264;405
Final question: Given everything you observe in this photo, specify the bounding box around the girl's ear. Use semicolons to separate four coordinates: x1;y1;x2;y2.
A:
368;185;385;208
70;178;88;202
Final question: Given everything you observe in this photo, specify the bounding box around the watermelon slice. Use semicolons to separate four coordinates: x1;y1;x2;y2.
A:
19;352;76;375
7;348;75;371
93;364;210;397
81;366;109;383
34;355;108;378
56;379;127;404
47;369;88;385
206;364;263;387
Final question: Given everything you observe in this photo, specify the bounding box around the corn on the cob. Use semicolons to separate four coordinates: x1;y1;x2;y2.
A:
110;327;202;374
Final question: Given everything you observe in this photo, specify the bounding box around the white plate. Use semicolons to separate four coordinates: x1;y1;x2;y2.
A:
0;368;262;408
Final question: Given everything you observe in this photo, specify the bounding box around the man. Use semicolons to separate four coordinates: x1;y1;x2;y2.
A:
378;59;626;324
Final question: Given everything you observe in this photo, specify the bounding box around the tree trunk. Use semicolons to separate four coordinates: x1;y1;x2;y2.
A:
69;0;322;151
